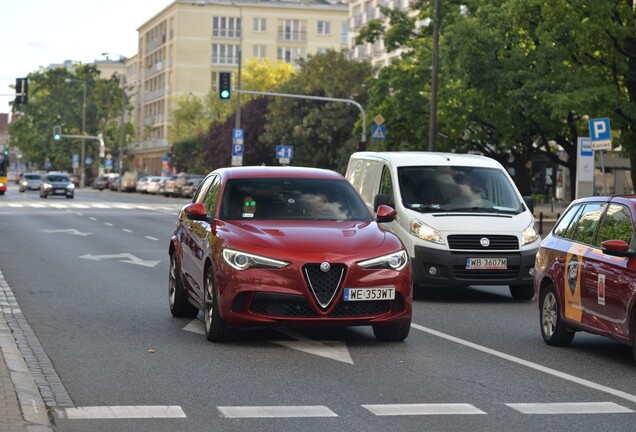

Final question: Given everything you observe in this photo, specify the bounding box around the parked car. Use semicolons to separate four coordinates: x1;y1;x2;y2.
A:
163;175;178;197
136;176;150;193
145;176;165;195
109;177;121;191
19;173;42;192
169;166;412;342
121;173;137;192
534;194;636;362
345;151;540;299
40;173;74;199
93;176;110;191
180;174;205;198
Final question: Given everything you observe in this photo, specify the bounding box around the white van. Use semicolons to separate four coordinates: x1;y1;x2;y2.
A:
345;152;540;299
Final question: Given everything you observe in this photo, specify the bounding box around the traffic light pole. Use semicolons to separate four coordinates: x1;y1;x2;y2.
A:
234;89;367;149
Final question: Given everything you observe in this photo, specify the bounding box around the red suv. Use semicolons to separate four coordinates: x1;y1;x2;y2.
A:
534;195;636;362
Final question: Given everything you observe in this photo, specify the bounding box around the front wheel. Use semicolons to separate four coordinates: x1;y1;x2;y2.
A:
510;284;534;300
372;317;411;342
204;267;237;342
168;253;198;318
540;284;574;346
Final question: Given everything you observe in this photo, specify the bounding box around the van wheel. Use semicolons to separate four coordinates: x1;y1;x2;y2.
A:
540;284;574;346
509;284;534;300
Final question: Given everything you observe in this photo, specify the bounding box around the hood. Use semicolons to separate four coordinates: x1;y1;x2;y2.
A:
225;220;387;253
404;208;533;234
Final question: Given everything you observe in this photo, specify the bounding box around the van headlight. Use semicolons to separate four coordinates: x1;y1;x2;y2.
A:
222;248;289;270
522;221;539;245
357;249;409;271
410;219;445;245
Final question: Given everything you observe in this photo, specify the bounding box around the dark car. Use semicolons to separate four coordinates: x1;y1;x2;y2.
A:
534;194;636;362
93;176;110;191
40;173;75;199
169;166;412;342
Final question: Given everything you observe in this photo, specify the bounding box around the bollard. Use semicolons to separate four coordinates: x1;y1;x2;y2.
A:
539;212;544;235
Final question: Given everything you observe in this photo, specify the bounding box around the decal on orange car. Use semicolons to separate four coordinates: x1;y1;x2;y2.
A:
564;243;586;322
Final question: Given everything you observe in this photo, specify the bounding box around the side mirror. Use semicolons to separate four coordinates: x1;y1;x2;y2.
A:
601;239;634;257
523;196;534;215
376;204;397;223
183;202;212;222
373;193;392;212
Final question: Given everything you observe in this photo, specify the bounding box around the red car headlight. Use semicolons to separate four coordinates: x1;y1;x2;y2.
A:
222;248;289;270
357;249;409;271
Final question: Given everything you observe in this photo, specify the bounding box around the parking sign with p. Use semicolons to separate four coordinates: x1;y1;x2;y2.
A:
588;117;612;151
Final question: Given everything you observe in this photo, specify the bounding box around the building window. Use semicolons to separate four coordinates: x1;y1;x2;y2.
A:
341;22;348;45
253;17;266;32
317;20;331;36
213;16;241;39
277;46;305;66
278;19;306;42
253;45;267;58
212;44;239;65
316;47;329;55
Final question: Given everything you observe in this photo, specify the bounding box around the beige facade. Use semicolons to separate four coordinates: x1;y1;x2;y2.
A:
126;0;348;176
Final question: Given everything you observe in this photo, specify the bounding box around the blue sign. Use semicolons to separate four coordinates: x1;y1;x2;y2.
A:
233;128;244;142
580;138;593;157
232;143;243;157
276;145;293;159
105;159;113;168
588;118;611;141
371;125;386;140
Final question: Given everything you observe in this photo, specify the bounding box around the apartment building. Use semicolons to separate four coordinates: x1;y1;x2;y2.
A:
348;0;414;68
126;0;348;175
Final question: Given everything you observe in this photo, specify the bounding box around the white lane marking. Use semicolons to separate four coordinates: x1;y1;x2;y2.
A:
104;222;113;226
40;229;92;236
122;228;133;233
70;204;89;208
92;203;109;208
218;405;337;418
89;217;97;221
8;203;23;207
79;253;160;268
507;402;633;414
137;205;152;210
183;319;204;334
145;236;159;241
50;203;67;208
362;403;486;416
272;327;354;364
411;323;636;404
114;204;132;209
61;406;186;419
30;203;45;208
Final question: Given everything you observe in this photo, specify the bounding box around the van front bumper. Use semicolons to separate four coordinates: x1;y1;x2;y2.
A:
411;245;537;287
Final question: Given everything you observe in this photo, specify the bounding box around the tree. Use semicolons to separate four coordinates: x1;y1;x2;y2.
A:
262;50;373;173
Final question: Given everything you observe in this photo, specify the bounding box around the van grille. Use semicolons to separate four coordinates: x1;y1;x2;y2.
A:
448;235;518;250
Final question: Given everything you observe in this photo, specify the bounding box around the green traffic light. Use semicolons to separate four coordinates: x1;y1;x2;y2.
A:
220;90;230;99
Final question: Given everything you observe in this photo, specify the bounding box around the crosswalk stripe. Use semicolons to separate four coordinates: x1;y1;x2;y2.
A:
217;406;338;418
506;402;633;414
362;403;486;416
61;406;187;419
7;203;23;207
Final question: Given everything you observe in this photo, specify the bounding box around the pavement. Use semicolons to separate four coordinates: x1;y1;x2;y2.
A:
0;199;568;432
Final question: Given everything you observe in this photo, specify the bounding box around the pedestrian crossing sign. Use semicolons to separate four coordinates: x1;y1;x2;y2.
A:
371;125;386;140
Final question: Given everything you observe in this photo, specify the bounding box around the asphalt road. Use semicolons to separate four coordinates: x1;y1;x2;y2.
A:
0;183;635;432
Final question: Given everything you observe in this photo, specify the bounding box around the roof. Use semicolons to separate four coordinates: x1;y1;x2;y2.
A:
214;165;344;180
350;151;504;169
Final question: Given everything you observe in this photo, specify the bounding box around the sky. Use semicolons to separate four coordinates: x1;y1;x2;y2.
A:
0;0;173;114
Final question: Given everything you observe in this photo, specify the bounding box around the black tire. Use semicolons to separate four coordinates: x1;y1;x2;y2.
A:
168;253;198;318
539;284;574;346
510;284;534;300
372;316;411;342
631;311;636;364
204;266;237;342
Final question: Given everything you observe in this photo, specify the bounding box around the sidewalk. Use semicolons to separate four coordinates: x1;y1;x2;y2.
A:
0;294;52;431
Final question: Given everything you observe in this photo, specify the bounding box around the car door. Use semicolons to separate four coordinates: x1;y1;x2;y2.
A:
182;175;219;303
582;202;636;339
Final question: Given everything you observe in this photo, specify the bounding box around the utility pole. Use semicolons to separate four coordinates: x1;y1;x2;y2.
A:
428;0;441;152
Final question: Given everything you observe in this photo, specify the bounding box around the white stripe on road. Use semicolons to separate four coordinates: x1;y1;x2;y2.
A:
62;406;186;419
8;203;23;207
411;323;636;404
122;228;133;233
92;203;109;208
104;222;113;226
218;406;338;418
362;403;485;416
50;203;67;208
506;402;633;414
145;236;159;241
71;204;89;208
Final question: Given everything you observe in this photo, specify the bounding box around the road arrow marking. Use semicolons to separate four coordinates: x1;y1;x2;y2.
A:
182;320;354;364
78;253;160;267
41;229;93;236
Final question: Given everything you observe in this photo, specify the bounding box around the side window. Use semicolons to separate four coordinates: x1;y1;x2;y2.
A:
203;175;221;215
570;203;606;245
596;203;634;246
378;165;394;205
553;205;582;238
193;175;214;204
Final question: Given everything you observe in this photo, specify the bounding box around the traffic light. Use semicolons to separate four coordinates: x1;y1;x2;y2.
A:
53;126;62;141
219;72;231;100
15;78;28;105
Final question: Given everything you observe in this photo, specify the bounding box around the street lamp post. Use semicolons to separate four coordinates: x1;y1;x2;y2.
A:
65;78;87;187
233;3;242;133
101;53;127;192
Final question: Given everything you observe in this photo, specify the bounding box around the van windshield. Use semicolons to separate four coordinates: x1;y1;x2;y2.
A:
398;166;523;214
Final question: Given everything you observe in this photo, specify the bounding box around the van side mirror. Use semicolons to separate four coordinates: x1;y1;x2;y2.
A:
373;193;392;212
523;196;534;215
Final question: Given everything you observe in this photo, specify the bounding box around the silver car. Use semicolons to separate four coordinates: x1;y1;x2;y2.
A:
19;173;42;192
